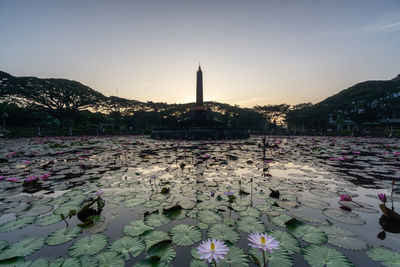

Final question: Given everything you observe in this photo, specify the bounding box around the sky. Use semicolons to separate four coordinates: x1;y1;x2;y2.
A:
1;0;399;107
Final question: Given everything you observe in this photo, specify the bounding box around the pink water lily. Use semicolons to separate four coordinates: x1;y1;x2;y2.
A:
40;173;50;180
25;176;38;182
340;194;352;201
378;193;387;203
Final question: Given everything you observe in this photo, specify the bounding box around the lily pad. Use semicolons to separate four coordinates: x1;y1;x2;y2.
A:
68;234;108;257
110;236;145;260
0;237;45;260
190;259;207;267
145;213;171;227
298;196;330;209
237;216;266;233
270;214;293;227
322;208;366;225
197;210;223;224
124;220;154;237
0;240;8;251
286;219;327;244
320;225;368;251
147;241;176;263
219;245;249;267
238;207;261;218
18;204;53;217
171;224;202;246
302;245;354;267
207;224;240;243
35;214;63;226
142;230;171;249
248;247;293;267
0;216;36;232
338;201;379;213
269;230;301;255
95;251;125;267
367;246;400;267
46;226;82;246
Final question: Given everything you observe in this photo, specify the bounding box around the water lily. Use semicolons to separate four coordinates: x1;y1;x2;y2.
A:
93;190;104;197
248;233;280;267
340;194;352;201
25;176;38;182
22;160;32;165
0;176;5;181
197;239;229;266
224;189;234;196
40;173;50;180
7;177;18;187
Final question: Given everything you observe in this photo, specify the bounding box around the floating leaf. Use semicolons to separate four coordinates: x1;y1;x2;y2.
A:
147;242;176;263
219;245;249;267
133;258;170;267
310;188;337;198
68;234;108;257
124;198;146;208
124;220;154;237
237;216;266;233
238;207;261;218
145;213;171;227
0;240;8;251
0;216;36;232
190;259;207;267
110;236;145;260
302;245;354;267
171;224;202;246
46;226;82;246
95;251;125;267
297;196;330;209
35;214;63;226
320;225;368;251
269;230;301;255
270;214;293;227
53;204;79;215
18;204;53;217
338;201;379;213
31;258;49;267
322;208;365;225
78;255;99;266
248;247;293;267
191;247;202;260
0;237;45;260
142;230;171;249
207;224;240;243
367;246;400;267
197;210;223;224
286;219;327;244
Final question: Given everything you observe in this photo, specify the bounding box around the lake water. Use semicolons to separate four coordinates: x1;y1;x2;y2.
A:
0;135;399;266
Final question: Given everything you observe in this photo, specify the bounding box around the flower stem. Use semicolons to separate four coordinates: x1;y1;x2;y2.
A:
213;259;217;267
263;250;266;267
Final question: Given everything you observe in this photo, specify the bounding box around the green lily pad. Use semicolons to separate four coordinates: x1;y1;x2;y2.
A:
18;204;53;217
0;237;45;260
238;207;261;218
53;204;79;216
31;258;49;267
302;245;354;267
68;234;108;257
190;259;207;267
147;242;176;263
197;210;223;224
237;216;266;233
207;224;240;243
124;220;154;237
124;198;146;208
270;214;293;227
0;216;36;232
48;257;80;267
145;213;171;227
298;196;330;209
0;240;8;251
171;224;202;246
46;226;82;246
286;219;327;244
95;251;125;267
320;225;368;251
269;230;301;255
78;255;99;266
338;201;379;213
248;247;293;267
219;245;249;267
191;247;202;260
35;214;63;226
322;208;365;225
310;188;337;198
110;236;145;260
134;258;170;267
367;246;400;267
142;230;171;249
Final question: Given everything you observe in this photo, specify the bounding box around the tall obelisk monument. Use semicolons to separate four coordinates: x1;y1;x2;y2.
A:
196;65;203;107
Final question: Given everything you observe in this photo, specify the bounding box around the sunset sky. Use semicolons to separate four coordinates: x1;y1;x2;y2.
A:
1;0;399;107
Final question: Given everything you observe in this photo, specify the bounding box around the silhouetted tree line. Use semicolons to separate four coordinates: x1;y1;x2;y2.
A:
1;71;399;136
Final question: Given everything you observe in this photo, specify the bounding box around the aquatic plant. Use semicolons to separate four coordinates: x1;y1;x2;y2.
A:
248;232;280;267
197;239;229;266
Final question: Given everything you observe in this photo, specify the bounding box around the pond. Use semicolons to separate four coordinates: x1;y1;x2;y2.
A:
0;135;399;266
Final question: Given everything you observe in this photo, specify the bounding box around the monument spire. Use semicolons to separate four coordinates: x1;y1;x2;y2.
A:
196;65;203;106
